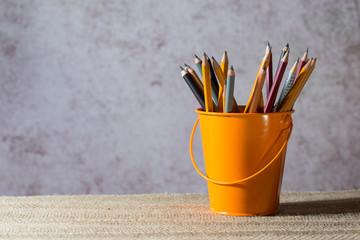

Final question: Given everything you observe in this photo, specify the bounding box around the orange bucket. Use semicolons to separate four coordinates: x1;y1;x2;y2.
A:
190;106;294;216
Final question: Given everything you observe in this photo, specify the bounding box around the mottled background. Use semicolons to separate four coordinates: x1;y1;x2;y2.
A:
0;0;359;196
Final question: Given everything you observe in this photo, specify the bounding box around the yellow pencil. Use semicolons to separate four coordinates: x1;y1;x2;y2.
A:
202;54;213;112
248;66;267;113
221;51;229;79
244;50;270;113
278;59;315;112
212;57;240;113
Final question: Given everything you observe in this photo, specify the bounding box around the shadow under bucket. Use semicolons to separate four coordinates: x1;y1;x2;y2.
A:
190;106;294;216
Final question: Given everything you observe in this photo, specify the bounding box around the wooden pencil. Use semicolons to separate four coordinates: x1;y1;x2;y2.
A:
212;57;240;113
274;43;289;78
221;51;229;79
264;50;289;113
293;49;308;86
202;54;213;112
274;59;299;112
194;54;202;76
265;42;273;100
181;67;205;109
224;66;235;113
184;63;203;93
244;50;271;113
249;66;267;113
278;58;315;112
205;53;219;106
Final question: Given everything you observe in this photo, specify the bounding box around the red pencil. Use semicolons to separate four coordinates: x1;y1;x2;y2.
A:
293;49;308;86
264;51;289;113
265;42;273;100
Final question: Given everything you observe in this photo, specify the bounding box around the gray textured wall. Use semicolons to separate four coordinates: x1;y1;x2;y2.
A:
0;0;359;196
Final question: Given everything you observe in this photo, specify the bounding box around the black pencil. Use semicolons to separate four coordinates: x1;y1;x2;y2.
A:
181;67;205;109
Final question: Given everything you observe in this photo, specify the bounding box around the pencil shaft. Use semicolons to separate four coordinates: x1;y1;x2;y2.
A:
182;72;205;109
224;74;235;113
275;60;299;111
202;57;213;112
249;68;266;113
244;51;270;113
293;60;307;86
221;51;229;79
264;52;289;113
279;60;315;112
266;51;273;100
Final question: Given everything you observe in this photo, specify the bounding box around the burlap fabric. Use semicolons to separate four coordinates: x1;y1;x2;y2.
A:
0;190;359;239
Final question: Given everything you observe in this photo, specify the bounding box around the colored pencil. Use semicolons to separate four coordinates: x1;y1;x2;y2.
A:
181;67;205;109
184;63;203;93
224;66;235;113
212;57;240;113
278;58;315;112
194;54;202;75
293;49;308;86
264;50;289;113
274;59;299;112
221;51;229;79
202;54;213;112
274;43;289;78
265;42;273;100
205;53;219;106
244;50;271;113
249;66;267;113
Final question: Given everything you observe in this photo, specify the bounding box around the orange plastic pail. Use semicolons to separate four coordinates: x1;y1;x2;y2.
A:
190;106;294;216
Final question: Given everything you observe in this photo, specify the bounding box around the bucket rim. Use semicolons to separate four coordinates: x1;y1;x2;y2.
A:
195;108;295;116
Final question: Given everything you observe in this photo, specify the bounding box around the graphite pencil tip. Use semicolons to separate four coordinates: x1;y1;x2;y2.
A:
267;41;270;47
194;54;199;59
184;63;189;67
230;65;234;71
203;52;208;57
297;57;300;62
180;66;184;71
286;43;289;47
306;48;309;53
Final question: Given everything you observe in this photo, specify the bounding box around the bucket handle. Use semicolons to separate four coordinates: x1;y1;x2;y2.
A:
189;117;293;185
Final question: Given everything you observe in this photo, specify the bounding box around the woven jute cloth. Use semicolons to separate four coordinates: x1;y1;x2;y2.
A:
0;190;359;239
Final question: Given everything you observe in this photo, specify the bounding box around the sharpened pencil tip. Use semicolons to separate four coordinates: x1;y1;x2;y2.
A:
297;57;300;62
286;43;289;47
225;50;227;54
184;63;189;67
267;41;270;46
211;56;215;61
194;54;199;59
306;48;309;53
230;65;234;70
180;66;184;71
204;52;209;57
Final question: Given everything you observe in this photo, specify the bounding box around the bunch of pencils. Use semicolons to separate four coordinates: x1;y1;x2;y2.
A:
180;42;316;113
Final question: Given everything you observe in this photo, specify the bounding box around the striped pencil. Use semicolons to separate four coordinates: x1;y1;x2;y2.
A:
279;58;316;112
224;66;235;113
264;51;289;113
274;59;299;112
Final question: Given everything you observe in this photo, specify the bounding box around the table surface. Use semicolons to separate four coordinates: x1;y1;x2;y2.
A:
0;190;359;239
